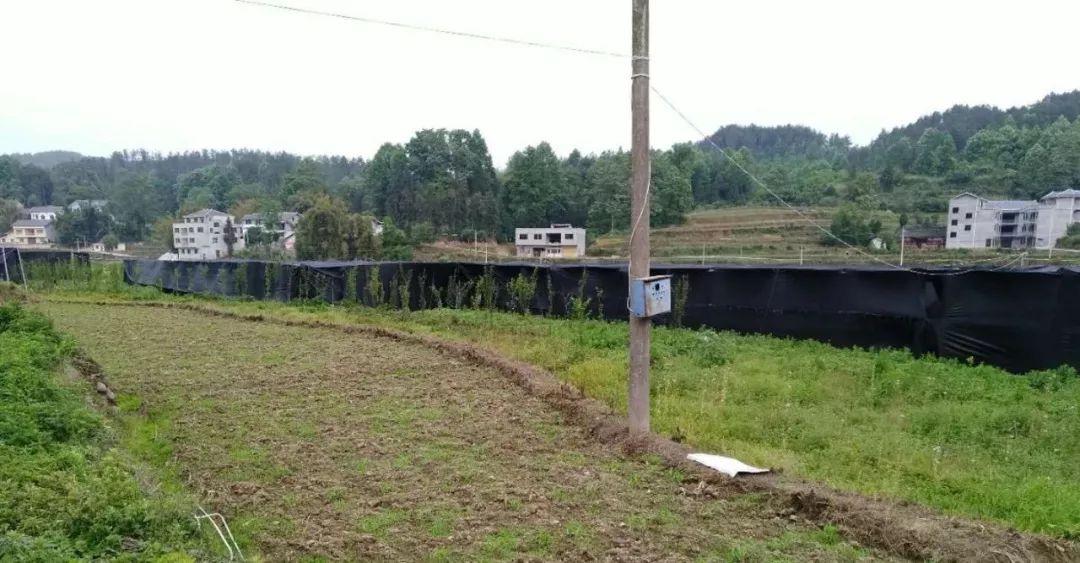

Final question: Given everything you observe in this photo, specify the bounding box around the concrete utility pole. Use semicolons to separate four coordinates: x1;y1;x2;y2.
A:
628;0;651;434
899;226;905;267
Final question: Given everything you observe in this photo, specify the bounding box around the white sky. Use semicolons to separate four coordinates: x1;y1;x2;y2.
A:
2;0;1078;167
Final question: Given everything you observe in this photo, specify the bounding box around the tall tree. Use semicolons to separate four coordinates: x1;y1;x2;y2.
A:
502;142;565;230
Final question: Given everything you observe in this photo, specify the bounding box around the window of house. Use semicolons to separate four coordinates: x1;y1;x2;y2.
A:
533;234;542;240
197;227;204;233
212;237;218;243
950;232;957;238
951;219;958;226
518;234;527;240
964;225;971;231
213;222;220;228
965;213;972;219
985;239;992;247
952;207;959;214
565;233;574;240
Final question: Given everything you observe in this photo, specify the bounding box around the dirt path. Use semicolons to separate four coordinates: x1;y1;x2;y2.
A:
39;301;890;562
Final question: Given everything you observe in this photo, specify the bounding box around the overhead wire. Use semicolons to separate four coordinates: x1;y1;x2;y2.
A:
233;0;630;59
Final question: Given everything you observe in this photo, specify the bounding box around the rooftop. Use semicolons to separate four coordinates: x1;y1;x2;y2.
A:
183;208;230;219
27;205;64;213
1043;189;1080;199
13;219;53;227
983;200;1037;210
903;225;947;238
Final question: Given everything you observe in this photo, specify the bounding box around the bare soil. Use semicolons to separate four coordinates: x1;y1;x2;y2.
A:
42;301;885;562
41;299;1080;562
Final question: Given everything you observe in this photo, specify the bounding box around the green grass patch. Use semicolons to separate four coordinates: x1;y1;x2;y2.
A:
40;291;1080;538
0;302;207;559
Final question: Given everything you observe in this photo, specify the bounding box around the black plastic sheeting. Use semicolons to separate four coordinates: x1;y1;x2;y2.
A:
1;248;90;283
123;259;1080;374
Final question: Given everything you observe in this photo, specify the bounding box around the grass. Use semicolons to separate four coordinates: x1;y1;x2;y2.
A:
38;299;870;561
40;285;1080;540
0;297;207;560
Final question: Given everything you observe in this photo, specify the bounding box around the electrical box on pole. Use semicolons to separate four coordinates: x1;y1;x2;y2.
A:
629;275;671;318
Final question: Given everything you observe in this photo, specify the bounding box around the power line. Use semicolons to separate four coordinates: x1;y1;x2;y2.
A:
233;0;629;59
649;84;1031;276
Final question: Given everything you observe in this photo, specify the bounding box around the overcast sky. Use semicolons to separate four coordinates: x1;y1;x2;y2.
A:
2;0;1079;167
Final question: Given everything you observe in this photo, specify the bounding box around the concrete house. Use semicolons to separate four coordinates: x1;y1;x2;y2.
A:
8;219;57;246
27;205;64;222
515;224;586;258
945;193;1038;250
946;190;1080;250
171;208;245;260
240;211;300;239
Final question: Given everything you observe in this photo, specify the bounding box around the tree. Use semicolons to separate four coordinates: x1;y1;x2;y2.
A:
54;207;114;246
649;152;694;227
110;173;162;241
153;215;177;253
0;198;20;234
17;164;54;205
295;196;350;260
344;214;380;259
379;217;412;260
101;233;120;251
824;206;882;247
912;128;958;175
223;218;237;257
502;142;566;230
585;152;631;234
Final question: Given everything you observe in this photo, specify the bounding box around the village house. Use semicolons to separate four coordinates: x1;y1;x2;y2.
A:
514;224;586;258
171;208;244;260
946;190;1080;250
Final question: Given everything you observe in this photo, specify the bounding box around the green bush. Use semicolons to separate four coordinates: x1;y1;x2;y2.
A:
0;303;202;559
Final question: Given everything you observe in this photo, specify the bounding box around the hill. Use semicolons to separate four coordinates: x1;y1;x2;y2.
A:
10;150;84;169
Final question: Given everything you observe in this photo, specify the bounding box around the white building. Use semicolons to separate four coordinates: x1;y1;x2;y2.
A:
946;190;1080;250
68;199;108;213
945;193;1038;250
27;205;64;222
1034;189;1080;249
240;211;300;240
171;208;244;260
514;224;586;258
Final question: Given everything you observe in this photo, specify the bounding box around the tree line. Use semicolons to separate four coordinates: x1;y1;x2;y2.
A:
3;89;1079;254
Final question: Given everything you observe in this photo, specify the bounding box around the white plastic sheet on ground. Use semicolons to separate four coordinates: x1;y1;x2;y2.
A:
687;453;770;477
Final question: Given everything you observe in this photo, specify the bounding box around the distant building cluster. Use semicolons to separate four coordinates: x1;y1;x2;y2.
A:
945;190;1080;250
0;200;110;249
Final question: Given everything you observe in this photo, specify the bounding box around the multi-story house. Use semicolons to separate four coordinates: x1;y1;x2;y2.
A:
240;211;301;240
945;193;1038;249
5;219;57;246
514;224;586;258
171;208;245;260
946;190;1080;250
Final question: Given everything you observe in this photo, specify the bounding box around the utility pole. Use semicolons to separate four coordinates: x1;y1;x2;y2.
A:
899;226;905;267
628;0;651;434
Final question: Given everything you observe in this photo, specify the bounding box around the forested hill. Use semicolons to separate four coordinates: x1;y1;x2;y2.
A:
12;150;84;169
699;125;852;162
855;90;1080;167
